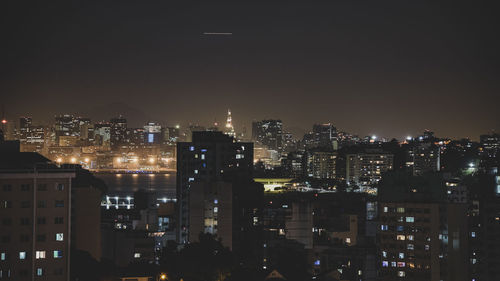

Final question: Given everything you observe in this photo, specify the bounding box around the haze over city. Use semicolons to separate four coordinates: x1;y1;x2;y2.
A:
2;1;499;140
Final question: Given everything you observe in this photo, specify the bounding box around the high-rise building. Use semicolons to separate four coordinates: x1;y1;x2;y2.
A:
346;149;393;188
252;119;283;151
468;170;500;281
93;123;111;147
0;151;104;280
377;172;470;281
78;118;93;143
110;116;127;148
224;109;235;138
176;131;253;244
18;117;32;142
189;181;233;249
304;150;337;179
54;115;80;143
480;133;500;159
143;122;162;144
410;143;440;176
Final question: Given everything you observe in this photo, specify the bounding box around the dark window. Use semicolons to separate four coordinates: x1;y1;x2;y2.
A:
37;184;47;191
1;236;11;243
21;201;30;208
2;184;12;191
2;218;12;226
56;184;64;191
36;234;46;242
54;268;64;275
37;217;46;225
20;235;30;242
54;217;64;224
20;218;30;225
55;200;64;208
19;269;29;276
37;201;46;208
21;184;30;191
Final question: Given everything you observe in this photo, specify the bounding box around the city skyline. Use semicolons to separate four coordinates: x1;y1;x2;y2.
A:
1;1;499;140
1;106;497;142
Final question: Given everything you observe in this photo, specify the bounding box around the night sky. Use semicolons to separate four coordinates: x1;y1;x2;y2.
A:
1;1;499;140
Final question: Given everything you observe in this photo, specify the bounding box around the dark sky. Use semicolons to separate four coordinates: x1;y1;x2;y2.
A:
1;1;499;140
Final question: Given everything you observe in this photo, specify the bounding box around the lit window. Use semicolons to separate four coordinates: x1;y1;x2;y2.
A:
407;244;414;250
405;217;414;223
214;207;218;213
471;232;476;238
382;261;389;267
398;271;405;277
201;154;205;160
345;238;351;244
19;252;26;260
397;207;405;213
56;233;64;241
425;245;430;251
36;251;46;259
397;235;405;241
314;259;320;266
0;252;5;260
381;225;388;231
382;251;387;257
399;252;405;259
397;225;404;232
383;206;388;213
391;261;397;267
214;199;218;204
53;250;63;259
189;146;195;151
134;253;141;258
397;262;406;267
37;268;43;276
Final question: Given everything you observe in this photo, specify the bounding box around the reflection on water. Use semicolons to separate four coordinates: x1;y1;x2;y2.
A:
95;172;176;197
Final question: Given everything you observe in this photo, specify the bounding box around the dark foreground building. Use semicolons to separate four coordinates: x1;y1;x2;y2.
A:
0;145;104;280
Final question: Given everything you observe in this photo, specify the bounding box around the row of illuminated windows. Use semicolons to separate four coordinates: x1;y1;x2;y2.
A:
383;207;431;214
1;200;65;209
0;250;63;261
2;183;65;192
380;225;431;233
382;261;430;271
0;267;64;278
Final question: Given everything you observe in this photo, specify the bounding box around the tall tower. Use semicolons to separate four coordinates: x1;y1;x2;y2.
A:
224;109;235;137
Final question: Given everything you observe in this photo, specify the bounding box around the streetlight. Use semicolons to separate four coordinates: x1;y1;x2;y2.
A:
158;273;167;280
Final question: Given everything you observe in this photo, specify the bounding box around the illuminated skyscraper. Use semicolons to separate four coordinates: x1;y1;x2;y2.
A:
110;116;127;148
252;119;283;151
224;109;235;137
